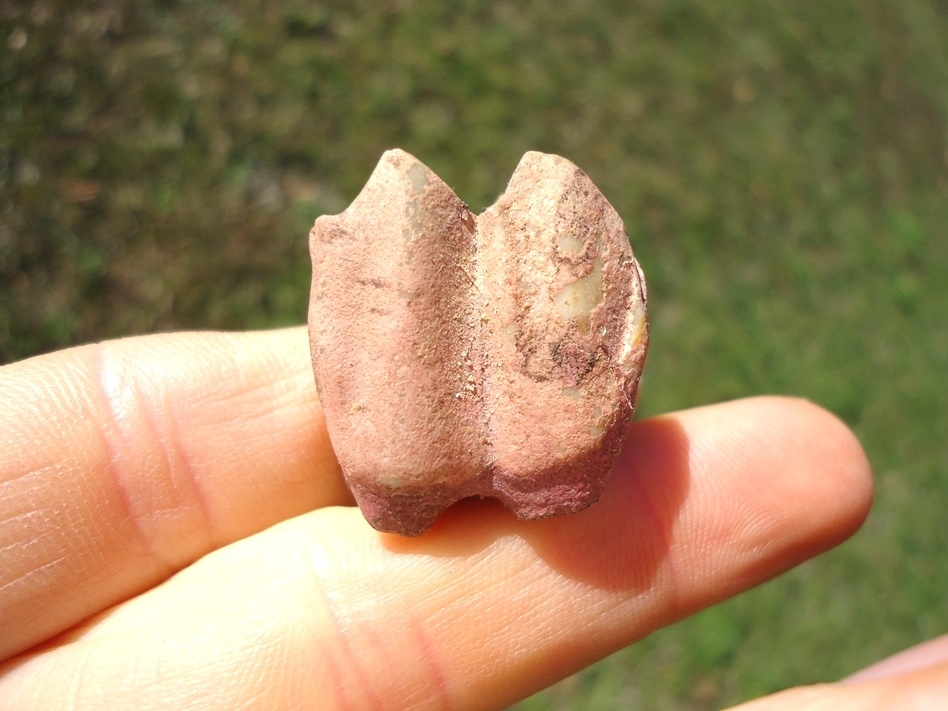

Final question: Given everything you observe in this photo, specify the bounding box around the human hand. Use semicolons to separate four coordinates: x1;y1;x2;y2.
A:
0;328;873;709
729;632;948;709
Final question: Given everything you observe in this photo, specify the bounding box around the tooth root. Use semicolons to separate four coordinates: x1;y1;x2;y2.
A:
309;148;649;536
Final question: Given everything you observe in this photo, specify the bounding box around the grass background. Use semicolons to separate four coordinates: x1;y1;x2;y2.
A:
2;1;947;708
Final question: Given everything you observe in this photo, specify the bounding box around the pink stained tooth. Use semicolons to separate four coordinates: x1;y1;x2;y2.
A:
308;149;648;536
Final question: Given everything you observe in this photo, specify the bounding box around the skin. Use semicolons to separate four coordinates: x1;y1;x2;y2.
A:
0;326;931;709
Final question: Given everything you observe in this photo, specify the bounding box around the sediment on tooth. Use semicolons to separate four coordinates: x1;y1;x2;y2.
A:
308;151;487;515
308;148;648;536
477;152;647;498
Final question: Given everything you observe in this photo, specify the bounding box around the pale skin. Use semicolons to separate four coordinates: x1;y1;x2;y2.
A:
0;327;941;709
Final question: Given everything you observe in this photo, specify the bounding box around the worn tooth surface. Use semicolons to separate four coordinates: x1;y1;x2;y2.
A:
308;148;648;536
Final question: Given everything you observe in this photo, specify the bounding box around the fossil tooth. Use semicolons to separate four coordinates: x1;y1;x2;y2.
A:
308;149;648;536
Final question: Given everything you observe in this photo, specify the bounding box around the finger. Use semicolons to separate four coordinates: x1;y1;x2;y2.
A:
724;662;948;710
0;328;347;661
844;633;948;684
0;397;872;710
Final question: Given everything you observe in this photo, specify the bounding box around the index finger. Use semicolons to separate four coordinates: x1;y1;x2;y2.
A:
0;328;348;660
0;397;874;710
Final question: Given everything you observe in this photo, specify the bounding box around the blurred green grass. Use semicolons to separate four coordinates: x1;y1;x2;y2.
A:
2;1;947;708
